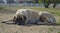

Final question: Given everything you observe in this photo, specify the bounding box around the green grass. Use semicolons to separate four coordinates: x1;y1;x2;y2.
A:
3;6;60;16
57;32;60;33
48;27;54;31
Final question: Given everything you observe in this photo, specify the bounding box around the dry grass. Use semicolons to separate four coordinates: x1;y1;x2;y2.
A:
0;6;60;33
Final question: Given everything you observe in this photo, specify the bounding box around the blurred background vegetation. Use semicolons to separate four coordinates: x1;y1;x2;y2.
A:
35;0;60;8
0;0;60;8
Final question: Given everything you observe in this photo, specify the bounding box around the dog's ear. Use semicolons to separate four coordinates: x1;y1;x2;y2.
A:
13;16;16;22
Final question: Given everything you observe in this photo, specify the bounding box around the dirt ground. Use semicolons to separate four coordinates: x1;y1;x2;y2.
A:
0;7;60;33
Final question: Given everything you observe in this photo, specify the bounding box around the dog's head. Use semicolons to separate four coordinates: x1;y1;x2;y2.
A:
13;14;26;23
13;15;23;22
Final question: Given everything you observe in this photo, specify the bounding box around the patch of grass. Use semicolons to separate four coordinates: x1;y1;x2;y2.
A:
0;7;4;10
48;31;50;33
57;32;60;33
0;6;8;11
56;22;60;24
48;27;54;31
14;32;18;33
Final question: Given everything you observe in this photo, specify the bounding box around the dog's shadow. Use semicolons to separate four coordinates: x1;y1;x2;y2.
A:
1;20;60;26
